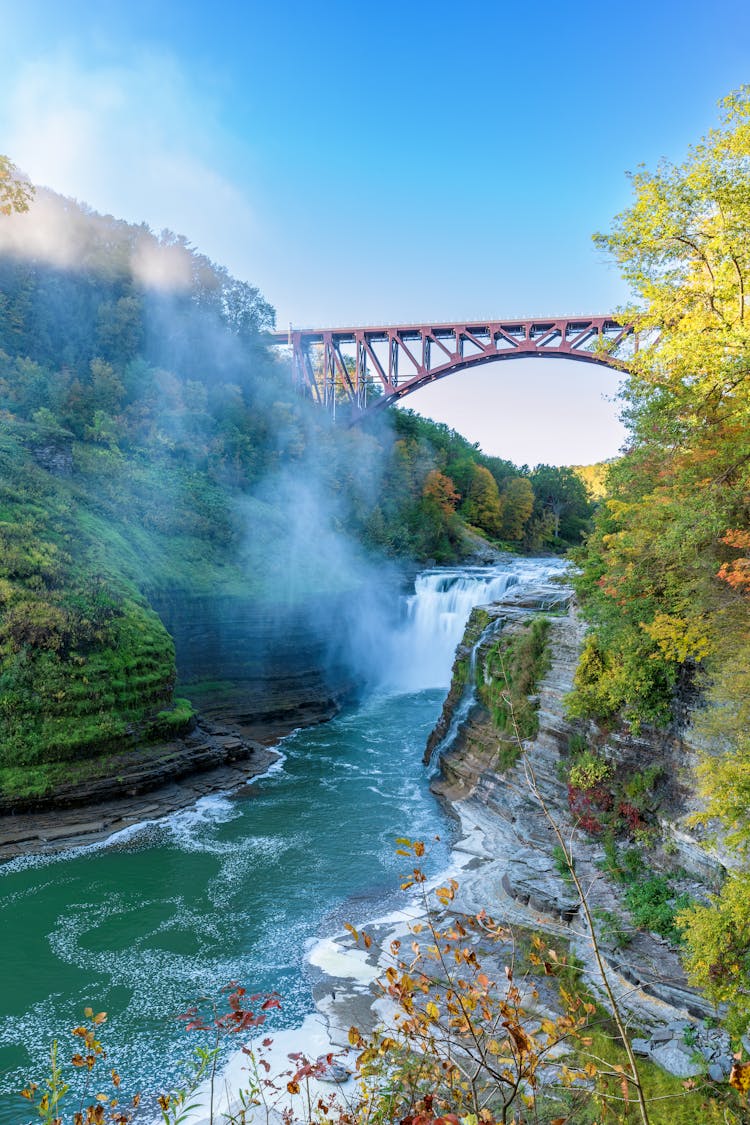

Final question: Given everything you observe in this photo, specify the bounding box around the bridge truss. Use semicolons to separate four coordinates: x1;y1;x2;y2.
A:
269;316;636;415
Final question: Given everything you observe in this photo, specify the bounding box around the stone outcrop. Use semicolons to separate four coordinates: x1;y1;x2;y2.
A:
151;592;358;739
0;588;361;855
0;719;279;861
426;579;727;1074
27;428;74;476
0;586;365;855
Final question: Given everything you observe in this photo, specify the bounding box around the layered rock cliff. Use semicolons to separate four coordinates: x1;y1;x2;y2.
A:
151;592;357;741
426;580;729;1075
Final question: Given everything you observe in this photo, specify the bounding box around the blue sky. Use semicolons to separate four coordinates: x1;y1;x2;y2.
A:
2;1;748;463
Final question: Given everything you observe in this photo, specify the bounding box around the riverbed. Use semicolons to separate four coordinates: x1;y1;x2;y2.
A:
0;558;564;1125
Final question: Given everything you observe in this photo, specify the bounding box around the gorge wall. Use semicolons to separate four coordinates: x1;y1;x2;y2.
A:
426;581;731;1077
151;591;360;741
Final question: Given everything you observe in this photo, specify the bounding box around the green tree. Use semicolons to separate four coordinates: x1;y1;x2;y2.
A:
499;475;534;541
463;464;503;536
530;464;593;544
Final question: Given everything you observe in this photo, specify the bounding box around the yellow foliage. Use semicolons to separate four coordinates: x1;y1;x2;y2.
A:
729;1060;750;1094
641;612;711;663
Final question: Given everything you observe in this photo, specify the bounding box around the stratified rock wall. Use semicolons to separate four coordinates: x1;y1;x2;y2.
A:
151;592;357;737
428;583;726;1054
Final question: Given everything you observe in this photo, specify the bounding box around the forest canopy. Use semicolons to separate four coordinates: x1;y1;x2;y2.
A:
567;87;750;1024
0;183;594;794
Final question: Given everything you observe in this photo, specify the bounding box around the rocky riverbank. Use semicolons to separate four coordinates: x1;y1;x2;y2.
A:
0;586;359;861
0;719;280;862
304;577;731;1085
430;580;729;1073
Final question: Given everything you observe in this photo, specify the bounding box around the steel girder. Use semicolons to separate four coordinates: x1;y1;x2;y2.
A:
269;317;636;415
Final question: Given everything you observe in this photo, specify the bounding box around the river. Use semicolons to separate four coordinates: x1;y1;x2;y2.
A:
0;557;564;1124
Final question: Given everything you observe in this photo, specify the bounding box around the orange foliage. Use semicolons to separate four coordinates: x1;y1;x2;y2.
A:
422;470;459;517
718;529;750;591
717;560;750;590
721;529;750;549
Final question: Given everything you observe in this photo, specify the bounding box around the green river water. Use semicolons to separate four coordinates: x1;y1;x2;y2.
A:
0;559;562;1124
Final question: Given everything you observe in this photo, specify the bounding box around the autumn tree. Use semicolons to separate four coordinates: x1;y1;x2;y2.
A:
422;469;459;516
0;156;33;215
572;86;750;725
571;87;750;1016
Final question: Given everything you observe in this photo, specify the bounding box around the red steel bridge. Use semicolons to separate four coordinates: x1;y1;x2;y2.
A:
269;315;637;415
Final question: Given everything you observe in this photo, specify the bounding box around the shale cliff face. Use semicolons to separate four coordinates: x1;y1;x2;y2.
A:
0;592;356;834
427;582;730;1076
151;592;357;740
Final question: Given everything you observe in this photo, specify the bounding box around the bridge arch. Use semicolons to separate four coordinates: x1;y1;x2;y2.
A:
269;316;637;414
362;343;626;414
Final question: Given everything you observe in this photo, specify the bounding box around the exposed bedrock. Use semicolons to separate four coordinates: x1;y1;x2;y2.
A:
427;581;727;1072
0;591;359;837
0;720;280;859
151;592;359;739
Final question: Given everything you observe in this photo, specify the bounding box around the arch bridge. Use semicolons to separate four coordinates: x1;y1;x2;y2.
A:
269;316;637;415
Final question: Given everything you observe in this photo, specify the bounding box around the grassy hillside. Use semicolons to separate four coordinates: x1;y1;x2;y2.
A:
0;420;180;794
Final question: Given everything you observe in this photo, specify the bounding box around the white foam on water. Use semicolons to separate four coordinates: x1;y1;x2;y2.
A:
2;556;570;1121
0;754;289;877
171;1013;358;1125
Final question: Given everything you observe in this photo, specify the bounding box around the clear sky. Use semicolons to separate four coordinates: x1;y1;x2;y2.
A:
2;0;748;464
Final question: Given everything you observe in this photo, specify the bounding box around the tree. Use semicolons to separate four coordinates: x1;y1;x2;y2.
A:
422;469;459;517
594;86;750;446
499;475;534;541
462;465;503;536
530;464;593;544
0;155;33;215
572;86;750;726
222;277;275;337
571;87;750;1014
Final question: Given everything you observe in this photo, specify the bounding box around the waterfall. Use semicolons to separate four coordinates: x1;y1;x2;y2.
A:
388;566;518;692
424;615;504;774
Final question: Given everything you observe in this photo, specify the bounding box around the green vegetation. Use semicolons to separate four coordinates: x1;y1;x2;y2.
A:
553;841;575;883
600;844;692;944
525;939;726;1124
0;154;33;216
566;88;750;1026
593;905;633;949
0;183;598;795
569;89;750;729
561;738;664;840
478;615;550;767
367;408;595;560
624;875;692;944
568;749;612;791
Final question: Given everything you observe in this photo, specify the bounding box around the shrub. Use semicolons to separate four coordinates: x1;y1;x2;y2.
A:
569;750;612;791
